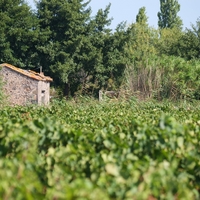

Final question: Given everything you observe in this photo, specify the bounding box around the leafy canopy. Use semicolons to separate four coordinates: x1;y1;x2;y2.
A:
158;0;182;29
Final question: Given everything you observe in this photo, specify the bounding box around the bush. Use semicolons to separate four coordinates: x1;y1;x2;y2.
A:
123;54;200;101
0;100;200;199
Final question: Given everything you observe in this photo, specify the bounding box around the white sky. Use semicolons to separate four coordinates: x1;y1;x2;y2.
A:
27;0;200;30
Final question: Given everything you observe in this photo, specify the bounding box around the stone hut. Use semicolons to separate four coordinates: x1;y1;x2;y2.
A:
0;63;53;106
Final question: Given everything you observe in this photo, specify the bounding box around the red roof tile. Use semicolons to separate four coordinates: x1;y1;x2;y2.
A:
0;63;53;82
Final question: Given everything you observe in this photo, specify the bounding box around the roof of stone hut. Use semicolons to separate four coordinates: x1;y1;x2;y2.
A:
0;63;53;82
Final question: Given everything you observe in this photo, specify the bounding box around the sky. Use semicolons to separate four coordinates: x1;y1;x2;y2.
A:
27;0;200;30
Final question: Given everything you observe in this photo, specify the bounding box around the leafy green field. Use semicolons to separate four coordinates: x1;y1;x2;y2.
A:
0;99;200;200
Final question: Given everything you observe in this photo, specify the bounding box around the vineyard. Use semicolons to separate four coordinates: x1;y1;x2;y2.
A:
0;99;200;200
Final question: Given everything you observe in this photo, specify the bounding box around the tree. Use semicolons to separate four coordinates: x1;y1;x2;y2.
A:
37;1;130;96
126;13;160;99
75;4;114;93
158;0;182;29
80;5;130;92
36;0;92;95
155;27;182;56
136;7;148;26
0;0;39;68
128;24;158;60
177;18;200;60
129;7;158;60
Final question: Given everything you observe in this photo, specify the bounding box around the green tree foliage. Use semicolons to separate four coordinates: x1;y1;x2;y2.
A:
0;4;12;63
177;18;200;60
85;7;130;92
136;7;148;26
37;1;129;96
0;0;39;68
126;11;160;99
155;27;182;56
36;0;92;94
155;17;200;59
73;4;115;92
0;0;131;97
125;9;200;101
129;7;159;60
1;0;200;100
158;0;182;29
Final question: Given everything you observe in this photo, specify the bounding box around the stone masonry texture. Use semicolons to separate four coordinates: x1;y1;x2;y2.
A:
0;67;50;106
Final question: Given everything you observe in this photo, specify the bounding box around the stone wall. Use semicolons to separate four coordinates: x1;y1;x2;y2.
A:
0;67;38;105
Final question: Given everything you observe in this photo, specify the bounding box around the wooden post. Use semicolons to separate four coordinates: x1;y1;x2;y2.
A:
99;90;103;101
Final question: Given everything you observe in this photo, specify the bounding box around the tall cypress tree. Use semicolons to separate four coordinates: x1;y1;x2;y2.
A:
136;7;148;26
129;7;157;60
158;0;182;29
